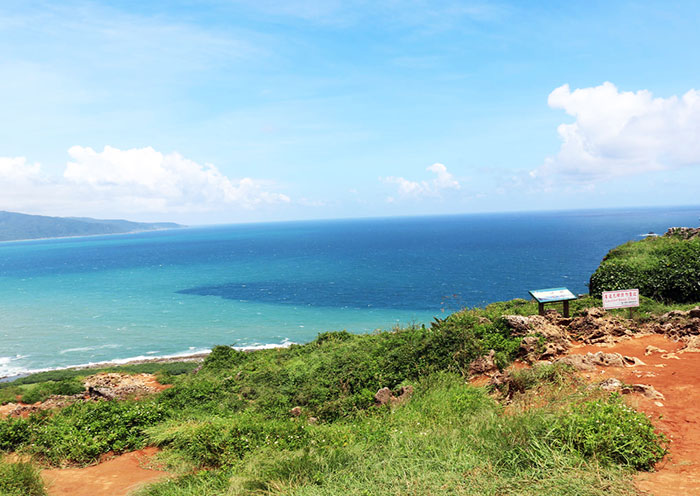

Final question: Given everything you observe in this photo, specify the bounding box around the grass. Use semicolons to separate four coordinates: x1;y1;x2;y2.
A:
0;296;680;495
136;370;653;496
0;458;46;496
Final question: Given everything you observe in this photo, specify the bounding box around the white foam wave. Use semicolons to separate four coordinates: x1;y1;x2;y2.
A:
233;338;295;351
0;340;296;380
60;344;123;354
0;356;31;380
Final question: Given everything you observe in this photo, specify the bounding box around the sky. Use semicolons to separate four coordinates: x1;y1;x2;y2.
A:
1;0;700;224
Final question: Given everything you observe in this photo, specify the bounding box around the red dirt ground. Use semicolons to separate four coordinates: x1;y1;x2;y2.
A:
41;447;170;496
571;335;700;496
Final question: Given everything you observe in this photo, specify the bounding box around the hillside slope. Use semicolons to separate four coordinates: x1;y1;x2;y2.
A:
0;211;182;242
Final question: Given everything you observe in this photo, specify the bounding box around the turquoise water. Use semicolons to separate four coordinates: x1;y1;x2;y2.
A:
1;207;698;378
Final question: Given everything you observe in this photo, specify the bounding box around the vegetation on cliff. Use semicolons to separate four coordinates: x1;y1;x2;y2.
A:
590;228;700;303
0;297;671;495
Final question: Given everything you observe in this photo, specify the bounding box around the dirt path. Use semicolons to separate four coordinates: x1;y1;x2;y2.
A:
570;335;700;496
41;447;169;496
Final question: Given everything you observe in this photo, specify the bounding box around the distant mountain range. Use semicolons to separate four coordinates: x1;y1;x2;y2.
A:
0;211;183;242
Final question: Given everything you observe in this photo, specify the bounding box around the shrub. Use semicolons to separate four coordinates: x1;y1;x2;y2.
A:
0;460;46;496
590;235;700;303
0;418;31;453
550;394;667;470
134;469;231;496
19;379;84;404
6;399;168;465
148;414;309;468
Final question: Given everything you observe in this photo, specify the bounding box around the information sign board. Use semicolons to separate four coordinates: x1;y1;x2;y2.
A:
528;287;577;303
602;289;639;310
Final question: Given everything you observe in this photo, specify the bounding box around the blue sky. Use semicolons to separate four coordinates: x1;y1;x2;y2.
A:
1;0;699;224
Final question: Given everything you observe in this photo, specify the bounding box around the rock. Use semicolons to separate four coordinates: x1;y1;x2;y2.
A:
7;394;83;417
664;227;700;240
623;356;646;367
87;386;117;401
374;387;393;406
661;353;680;360
290;406;302;417
502;315;533;335
519;336;539;356
396;385;414;404
555;352;627;371
645;345;667;355
623;384;665;400
593;352;627;367
681;335;700;352
599;378;623;391
488;372;508;388
555;354;595;371
469;350;498;375
503;314;571;360
690;307;700;319
662;310;689;320
83;373;159;400
568;308;632;345
307;417;318;424
374;385;414;407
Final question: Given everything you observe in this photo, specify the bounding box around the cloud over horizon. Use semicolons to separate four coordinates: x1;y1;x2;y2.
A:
0;146;290;219
382;163;461;201
532;82;700;182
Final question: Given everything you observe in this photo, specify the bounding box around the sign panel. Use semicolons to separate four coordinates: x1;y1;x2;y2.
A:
528;287;577;303
602;289;639;309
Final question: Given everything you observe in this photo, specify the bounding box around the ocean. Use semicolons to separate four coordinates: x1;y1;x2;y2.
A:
1;206;698;378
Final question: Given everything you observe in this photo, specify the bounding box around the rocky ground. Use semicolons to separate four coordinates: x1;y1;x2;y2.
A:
484;306;700;496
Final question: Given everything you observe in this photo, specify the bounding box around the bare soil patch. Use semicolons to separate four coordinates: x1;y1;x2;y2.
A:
41;447;170;496
570;335;700;496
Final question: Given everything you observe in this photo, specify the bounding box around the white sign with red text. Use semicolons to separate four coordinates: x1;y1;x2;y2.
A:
602;289;639;309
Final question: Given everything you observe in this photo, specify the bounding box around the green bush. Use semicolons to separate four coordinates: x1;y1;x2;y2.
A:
0;460;46;496
134;469;231;496
148;413;309;468
19;379;84;405
550;394;667;470
590;235;700;303
0;387;21;406
0;418;31;453
0;399;168;466
178;308;521;421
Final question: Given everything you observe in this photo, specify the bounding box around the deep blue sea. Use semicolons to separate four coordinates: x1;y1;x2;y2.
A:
1;206;699;378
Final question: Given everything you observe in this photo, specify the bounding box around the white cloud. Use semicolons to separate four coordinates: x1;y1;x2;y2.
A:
382;163;461;199
532;82;700;182
0;146;290;218
0;156;42;182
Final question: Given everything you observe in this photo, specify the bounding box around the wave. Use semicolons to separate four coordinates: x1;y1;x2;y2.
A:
0;340;296;381
59;344;123;354
0;356;32;381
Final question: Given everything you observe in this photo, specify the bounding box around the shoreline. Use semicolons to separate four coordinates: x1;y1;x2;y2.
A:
0;341;295;383
0;352;209;383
